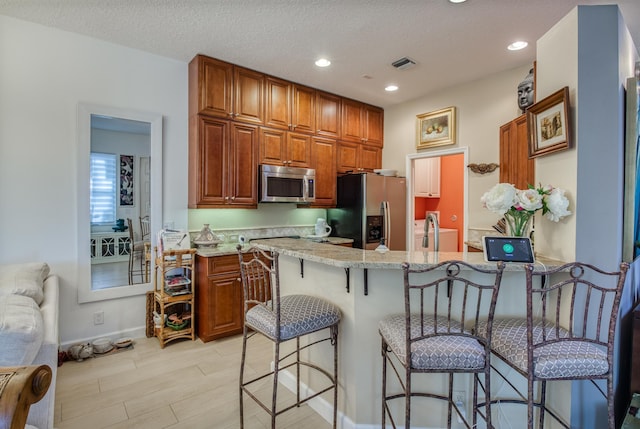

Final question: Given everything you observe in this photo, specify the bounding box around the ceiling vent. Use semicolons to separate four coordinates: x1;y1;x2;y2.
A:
392;57;417;70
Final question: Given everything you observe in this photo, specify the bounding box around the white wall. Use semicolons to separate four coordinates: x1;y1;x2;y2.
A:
0;15;188;344
534;5;637;428
384;64;531;231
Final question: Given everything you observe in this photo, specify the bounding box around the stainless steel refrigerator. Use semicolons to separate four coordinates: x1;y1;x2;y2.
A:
327;173;407;250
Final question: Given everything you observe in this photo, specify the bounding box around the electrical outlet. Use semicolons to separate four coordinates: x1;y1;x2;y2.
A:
93;311;104;325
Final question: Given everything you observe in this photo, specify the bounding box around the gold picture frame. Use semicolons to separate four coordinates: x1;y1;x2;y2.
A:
416;106;456;149
527;86;571;158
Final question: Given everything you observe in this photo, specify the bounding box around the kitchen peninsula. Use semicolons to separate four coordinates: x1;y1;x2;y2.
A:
250;238;566;427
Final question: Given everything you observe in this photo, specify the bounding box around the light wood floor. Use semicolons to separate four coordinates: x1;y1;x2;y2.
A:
54;334;332;428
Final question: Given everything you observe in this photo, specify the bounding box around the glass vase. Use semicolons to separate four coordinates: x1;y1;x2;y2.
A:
504;211;534;237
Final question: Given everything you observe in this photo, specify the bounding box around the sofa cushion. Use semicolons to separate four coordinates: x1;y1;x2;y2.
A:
0;294;44;365
0;262;49;305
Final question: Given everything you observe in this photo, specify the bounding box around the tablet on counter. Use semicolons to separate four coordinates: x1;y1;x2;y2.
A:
482;236;535;263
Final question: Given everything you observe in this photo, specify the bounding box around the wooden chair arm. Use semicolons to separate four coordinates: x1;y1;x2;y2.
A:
0;365;52;429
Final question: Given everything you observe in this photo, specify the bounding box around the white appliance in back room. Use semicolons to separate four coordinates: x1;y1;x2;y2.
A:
327;172;406;250
414;218;458;252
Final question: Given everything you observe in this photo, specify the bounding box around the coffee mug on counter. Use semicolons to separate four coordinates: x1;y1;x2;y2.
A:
315;218;332;236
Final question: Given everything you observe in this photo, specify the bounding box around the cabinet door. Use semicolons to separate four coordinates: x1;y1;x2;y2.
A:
364;105;384;147
414;157;441;197
311;137;336;207
316;91;340;138
499;114;534;189
287;132;312;168
189;55;233;118
264;76;291;130
201;273;243;341
259;127;287;166
341;99;364;143
229;123;258;206
337;141;359;173
291;85;315;134
233;66;264;124
359;144;382;172
189;116;229;207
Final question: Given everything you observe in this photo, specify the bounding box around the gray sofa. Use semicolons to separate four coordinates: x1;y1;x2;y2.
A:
0;262;59;429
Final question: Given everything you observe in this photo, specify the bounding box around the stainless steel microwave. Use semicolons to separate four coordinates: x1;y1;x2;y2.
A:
259;165;315;203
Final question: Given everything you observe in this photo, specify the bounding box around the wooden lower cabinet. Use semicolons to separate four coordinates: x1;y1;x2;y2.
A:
195;254;244;342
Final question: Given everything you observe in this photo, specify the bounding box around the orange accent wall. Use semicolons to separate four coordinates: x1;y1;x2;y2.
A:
414;153;465;250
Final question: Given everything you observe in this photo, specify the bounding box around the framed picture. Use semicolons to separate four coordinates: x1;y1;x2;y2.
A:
527;86;571;158
119;154;134;206
416;106;456;149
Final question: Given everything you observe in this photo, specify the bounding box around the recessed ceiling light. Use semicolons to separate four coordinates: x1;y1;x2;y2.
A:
449;0;467;3
385;85;398;92
315;58;331;67
508;41;528;51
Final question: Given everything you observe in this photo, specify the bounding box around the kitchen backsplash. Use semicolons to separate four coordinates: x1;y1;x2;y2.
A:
188;203;327;243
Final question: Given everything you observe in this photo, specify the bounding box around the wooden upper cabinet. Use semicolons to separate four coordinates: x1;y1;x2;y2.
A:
233;67;264;125
189;55;233;118
336;141;382;174
316;91;341;138
341;99;384;146
341;99;363;143
336;141;359;174
287;132;312;167
264;78;316;134
499;114;534;189
360;144;382;171
310;137;337;207
259;127;287;165
228;122;259;205
259;127;311;167
364;105;384;147
291;84;315;134
189;116;229;207
188;115;258;208
264;77;291;130
188;55;264;124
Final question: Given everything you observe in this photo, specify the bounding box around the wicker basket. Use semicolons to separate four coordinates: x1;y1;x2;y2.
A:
145;291;154;337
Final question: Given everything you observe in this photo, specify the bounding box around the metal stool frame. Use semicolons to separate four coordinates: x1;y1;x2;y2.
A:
381;260;504;429
488;261;629;429
237;245;340;429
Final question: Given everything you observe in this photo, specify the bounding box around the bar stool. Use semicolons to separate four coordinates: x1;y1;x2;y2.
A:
488;261;629;428
126;218;146;284
237;245;341;429
379;260;504;428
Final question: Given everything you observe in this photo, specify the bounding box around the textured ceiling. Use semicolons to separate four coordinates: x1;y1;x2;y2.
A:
1;0;639;108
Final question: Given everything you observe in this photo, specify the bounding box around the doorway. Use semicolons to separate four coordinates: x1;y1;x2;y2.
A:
406;147;468;251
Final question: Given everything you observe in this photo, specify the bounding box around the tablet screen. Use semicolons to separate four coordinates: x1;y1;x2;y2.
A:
483;236;535;263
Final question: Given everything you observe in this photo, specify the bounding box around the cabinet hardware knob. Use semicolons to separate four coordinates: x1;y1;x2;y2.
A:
231;196;236;200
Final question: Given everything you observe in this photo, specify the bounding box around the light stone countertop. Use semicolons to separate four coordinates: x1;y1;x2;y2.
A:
195;236;354;258
249;238;566;271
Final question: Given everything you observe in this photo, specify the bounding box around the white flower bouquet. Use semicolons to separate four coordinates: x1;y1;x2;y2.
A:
481;183;571;236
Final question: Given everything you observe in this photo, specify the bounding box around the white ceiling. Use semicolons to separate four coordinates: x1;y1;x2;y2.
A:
1;0;639;108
